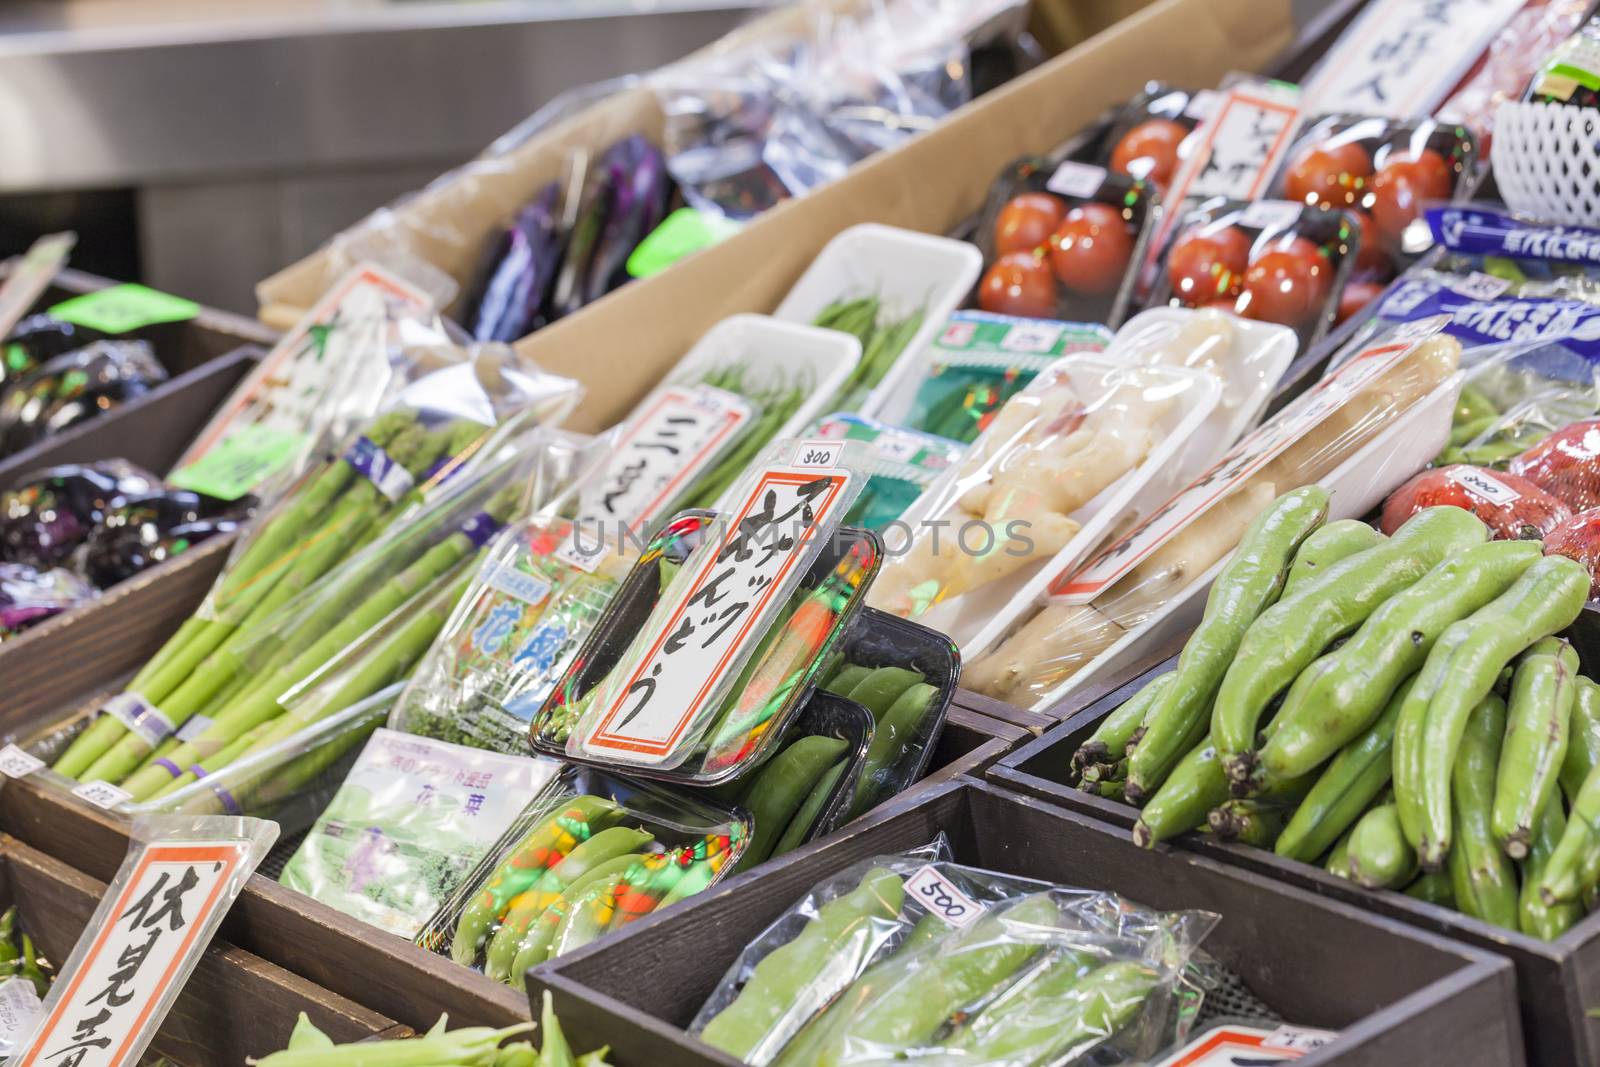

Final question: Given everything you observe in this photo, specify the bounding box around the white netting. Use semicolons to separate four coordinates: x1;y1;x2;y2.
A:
1493;100;1600;225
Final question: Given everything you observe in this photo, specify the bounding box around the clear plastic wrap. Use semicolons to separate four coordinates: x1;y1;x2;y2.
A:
1088;83;1207;194
963;322;1465;708
1380;463;1573;539
1439;0;1593;142
865;355;1222;650
416;764;748;988
689;844;1216;1067
11;815;276;1067
1543;506;1600;597
972;160;1158;327
535;439;882;783
808;413;962;532
0;563;93;639
0;340;167;457
1148;196;1362;350
279;728;560;938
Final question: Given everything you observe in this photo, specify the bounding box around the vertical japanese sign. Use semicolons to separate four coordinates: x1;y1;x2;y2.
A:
1302;0;1524;117
1050;317;1448;602
0;233;75;342
579;448;854;764
14;835;262;1067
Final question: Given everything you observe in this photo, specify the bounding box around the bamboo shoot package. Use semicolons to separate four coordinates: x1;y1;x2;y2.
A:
530;439;883;785
417;764;749;988
42;400;593;801
688;842;1216;1067
964;320;1466;711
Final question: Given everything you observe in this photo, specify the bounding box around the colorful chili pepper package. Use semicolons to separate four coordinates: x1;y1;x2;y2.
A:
1148;196;1361;350
1269;113;1478;276
689;843;1216;1067
878;310;1112;444
279;728;560;938
532;439;883;785
806;414;963;532
973;159;1160;327
416;764;748;989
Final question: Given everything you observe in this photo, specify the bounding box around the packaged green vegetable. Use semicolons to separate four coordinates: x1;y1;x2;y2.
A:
807;414;963;532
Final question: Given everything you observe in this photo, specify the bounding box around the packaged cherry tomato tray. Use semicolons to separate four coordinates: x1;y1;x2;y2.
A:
972;159;1160;328
1148;196;1361;350
1058;81;1207;195
1269;114;1479;276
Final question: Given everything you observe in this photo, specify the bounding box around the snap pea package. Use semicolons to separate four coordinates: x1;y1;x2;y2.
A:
690;840;1215;1067
279;728;559;937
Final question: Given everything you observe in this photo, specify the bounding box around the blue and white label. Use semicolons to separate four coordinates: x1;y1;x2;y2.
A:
1377;278;1600;357
344;435;415;503
103;692;176;749
481;561;552;609
1428;207;1600;266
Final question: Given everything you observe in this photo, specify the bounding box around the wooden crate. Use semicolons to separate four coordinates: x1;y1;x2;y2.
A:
529;780;1522;1066
0;833;399;1062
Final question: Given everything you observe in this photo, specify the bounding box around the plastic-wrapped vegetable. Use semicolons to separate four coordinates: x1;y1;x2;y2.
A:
1380;465;1572;541
0;460;159;571
0;563;94;638
464;181;566;343
549;135;672;319
1544;508;1600;598
690;842;1215;1066
1;315;96;388
1510;418;1600;512
0;340;168;455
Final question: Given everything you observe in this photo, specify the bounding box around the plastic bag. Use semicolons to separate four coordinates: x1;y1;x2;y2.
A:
964;322;1464;709
416;764;747;987
0;460;162;571
280;728;559;938
11;815;276;1066
0;314;96;390
0;340;167;456
1544;506;1600;597
865;354;1222;650
1439;0;1591;141
808;414;962;531
973;160;1157;327
0;563;93;639
690;843;1216;1066
533;441;883;783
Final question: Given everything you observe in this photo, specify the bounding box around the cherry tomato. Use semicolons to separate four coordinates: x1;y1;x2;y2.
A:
1239;247;1325;327
1369;150;1453;243
1336;280;1385;325
1110;118;1188;187
1284;141;1373;207
979;253;1057;318
1268;235;1332;302
1347;209;1390;273
1165;226;1250;306
993;193;1066;256
1048;204;1134;294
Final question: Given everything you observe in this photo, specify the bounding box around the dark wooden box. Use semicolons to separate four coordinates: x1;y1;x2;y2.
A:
528;780;1523;1067
987;649;1600;1067
0;832;400;1062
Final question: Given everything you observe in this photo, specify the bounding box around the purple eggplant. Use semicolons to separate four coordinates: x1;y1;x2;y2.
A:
2;315;98;389
550;134;674;319
0;340;167;456
83;491;245;588
466;182;566;343
0;460;160;570
0;563;94;638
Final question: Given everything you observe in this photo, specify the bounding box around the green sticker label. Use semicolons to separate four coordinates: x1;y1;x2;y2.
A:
627;208;742;279
168;423;307;501
49;284;200;335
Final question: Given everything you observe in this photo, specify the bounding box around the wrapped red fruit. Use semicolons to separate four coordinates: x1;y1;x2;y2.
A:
1380;465;1573;540
1509;420;1600;511
1544;509;1600;599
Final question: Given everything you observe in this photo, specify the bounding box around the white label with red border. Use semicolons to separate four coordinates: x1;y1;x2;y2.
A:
905;866;986;929
13;841;251;1067
1154;1024;1336;1066
1302;0;1524;118
578;461;854;764
1170;82;1302;204
1051;316;1448;601
0;233;75;342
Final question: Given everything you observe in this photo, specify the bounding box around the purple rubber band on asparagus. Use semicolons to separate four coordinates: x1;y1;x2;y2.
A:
201;770;242;816
152;758;184;779
345;436;414;502
461;511;504;548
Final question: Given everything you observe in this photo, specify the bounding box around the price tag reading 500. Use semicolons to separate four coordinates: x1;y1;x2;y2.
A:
904;865;986;928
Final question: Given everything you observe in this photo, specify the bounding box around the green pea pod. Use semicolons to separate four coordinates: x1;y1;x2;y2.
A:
1325;828;1354;879
816;894;1058;1066
946;957;1157;1064
1206;800;1287;848
1493;637;1579;859
772;760;848;859
1415;555;1588;868
734;735;849;872
538;989;577;1067
1448;693;1519;930
1214;505;1487;789
849;682;939;818
699;867;904;1063
0;908;18;967
1449;413;1500;446
1519;794;1582;941
548;874;629;962
1561;677;1600;803
895;912;950;957
823;665;872;698
1133;736;1229;849
1127;486;1328;800
1275;676;1410;864
1455;385;1499;425
1262;540;1541;781
652;856;719;912
1282;519;1387;596
845;667;926;720
1346;804;1418;890
1403;870;1454;907
1537;757;1600;907
1393;624;1477;850
18;934;46;997
1073;674;1171;775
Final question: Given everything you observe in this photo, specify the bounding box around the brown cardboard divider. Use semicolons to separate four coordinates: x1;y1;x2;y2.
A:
0;833;399;1063
985;641;1600;1067
530;779;1523;1066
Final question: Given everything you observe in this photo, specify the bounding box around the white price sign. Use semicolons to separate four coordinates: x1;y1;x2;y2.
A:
1173;83;1302;203
71;780;131;811
0;745;43;780
1045;162;1107;200
1450;467;1520;505
904;865;986;928
0;234;74;342
1154;1024;1326;1066
579;461;853;764
13;841;251;1067
1052;317;1448;601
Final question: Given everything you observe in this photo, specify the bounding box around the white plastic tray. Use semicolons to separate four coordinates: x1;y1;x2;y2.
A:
1019;371;1464;714
890;356;1222;651
773;223;982;417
